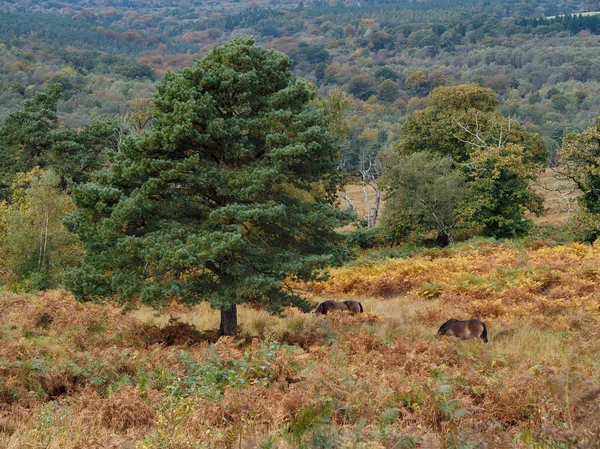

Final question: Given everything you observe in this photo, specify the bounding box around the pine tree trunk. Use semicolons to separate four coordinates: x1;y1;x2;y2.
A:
220;304;238;336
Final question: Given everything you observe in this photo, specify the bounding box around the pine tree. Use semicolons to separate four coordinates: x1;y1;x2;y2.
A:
0;85;119;198
0;84;61;200
64;38;348;335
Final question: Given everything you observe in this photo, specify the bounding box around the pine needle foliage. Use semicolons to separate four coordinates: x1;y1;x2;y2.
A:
64;38;349;335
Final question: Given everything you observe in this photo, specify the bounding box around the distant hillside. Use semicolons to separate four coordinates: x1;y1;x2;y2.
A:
0;1;598;156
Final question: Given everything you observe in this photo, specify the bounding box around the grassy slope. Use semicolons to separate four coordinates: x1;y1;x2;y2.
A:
1;242;599;448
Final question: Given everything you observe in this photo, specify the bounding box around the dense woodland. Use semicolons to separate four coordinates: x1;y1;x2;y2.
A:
2;0;600;149
4;0;600;319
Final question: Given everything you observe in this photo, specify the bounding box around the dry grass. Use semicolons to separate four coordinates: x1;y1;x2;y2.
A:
338;183;384;226
1;242;600;448
530;168;580;225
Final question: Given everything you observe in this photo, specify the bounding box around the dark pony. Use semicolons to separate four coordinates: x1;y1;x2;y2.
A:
315;300;364;315
437;318;488;343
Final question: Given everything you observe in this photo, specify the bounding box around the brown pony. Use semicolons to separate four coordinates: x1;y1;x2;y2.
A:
437;318;488;343
315;300;364;315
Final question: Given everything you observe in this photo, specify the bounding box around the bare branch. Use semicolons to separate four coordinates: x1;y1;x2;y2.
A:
531;168;583;217
453;117;487;149
339;190;358;217
453;113;513;151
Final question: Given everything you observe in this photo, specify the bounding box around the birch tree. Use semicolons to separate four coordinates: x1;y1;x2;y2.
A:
1;169;80;288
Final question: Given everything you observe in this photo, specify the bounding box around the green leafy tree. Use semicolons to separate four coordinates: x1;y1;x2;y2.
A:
0;84;120;197
376;79;399;104
379;152;467;245
559;121;600;215
374;67;398;82
46;118;120;186
346;74;377;101
114;62;155;80
314;89;352;141
388;85;546;238
1;168;81;289
458;142;544;237
428;70;449;89
125;98;155;133
370;31;392;51
404;70;430;97
64;38;348;336
557;121;600;241
551;94;570;113
399;84;501;161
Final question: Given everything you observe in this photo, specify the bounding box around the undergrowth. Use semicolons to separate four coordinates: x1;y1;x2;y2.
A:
1;242;599;448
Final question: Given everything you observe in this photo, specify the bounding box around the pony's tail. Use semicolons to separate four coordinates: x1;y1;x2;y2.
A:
315;303;324;315
359;302;363;313
481;322;488;343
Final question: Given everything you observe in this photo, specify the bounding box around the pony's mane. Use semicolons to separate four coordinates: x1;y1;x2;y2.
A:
437;318;457;334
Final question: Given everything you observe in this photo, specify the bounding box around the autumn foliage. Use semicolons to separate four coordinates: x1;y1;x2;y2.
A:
0;241;599;447
299;242;600;330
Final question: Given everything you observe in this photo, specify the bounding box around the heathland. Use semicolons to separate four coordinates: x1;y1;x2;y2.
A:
1;240;600;447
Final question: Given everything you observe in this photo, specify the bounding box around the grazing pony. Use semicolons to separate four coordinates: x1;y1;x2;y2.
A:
437;318;488;343
315;300;364;315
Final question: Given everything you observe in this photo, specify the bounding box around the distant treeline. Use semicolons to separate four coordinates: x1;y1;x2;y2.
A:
519;13;600;34
0;12;155;54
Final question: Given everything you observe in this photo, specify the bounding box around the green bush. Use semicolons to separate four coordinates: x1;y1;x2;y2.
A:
347;227;383;249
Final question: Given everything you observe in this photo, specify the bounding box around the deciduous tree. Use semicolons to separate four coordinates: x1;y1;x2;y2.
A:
1;169;80;289
379;152;467;245
385;85;546;239
346;74;377;101
555;120;600;241
376;79;399;104
404;70;430;97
